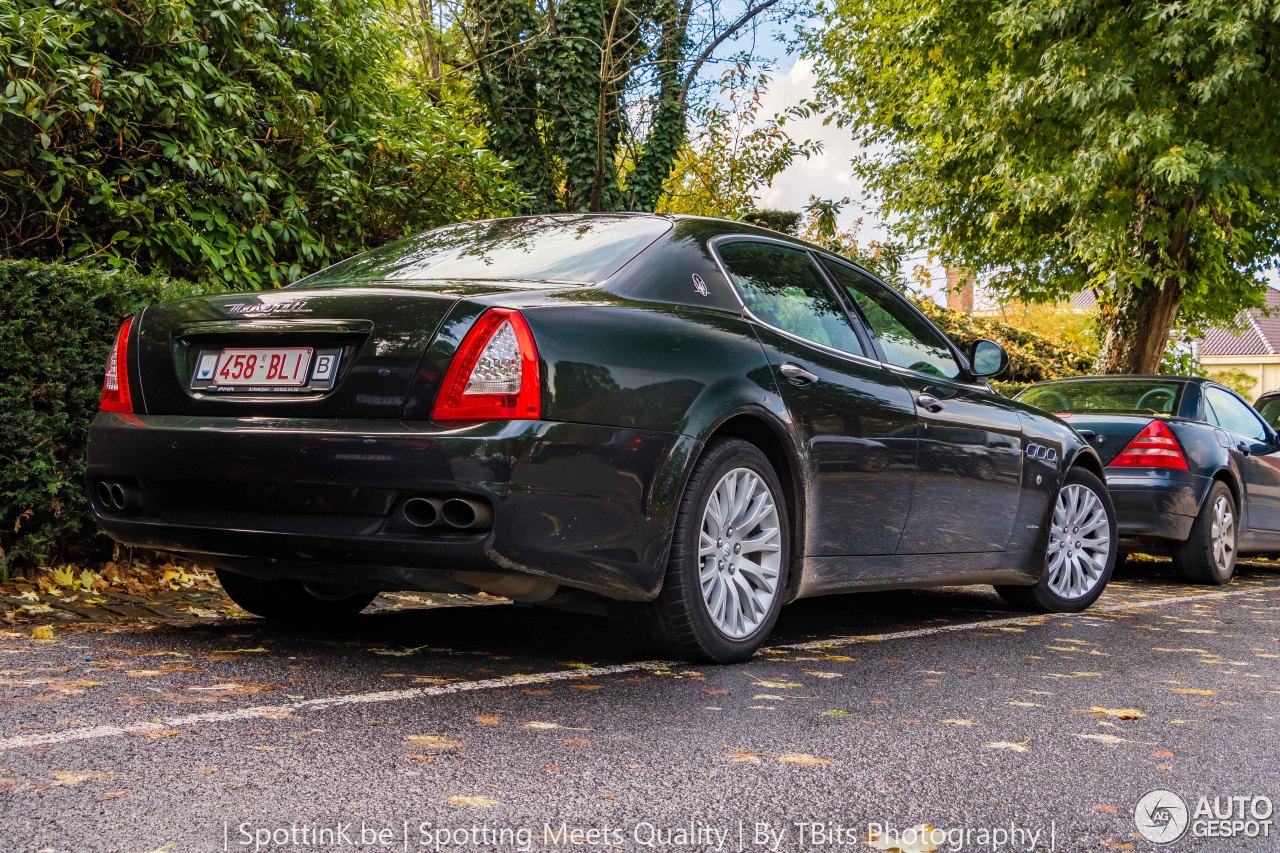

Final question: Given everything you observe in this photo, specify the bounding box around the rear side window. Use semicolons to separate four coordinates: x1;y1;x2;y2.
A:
296;215;670;286
1205;386;1269;442
1017;379;1183;415
821;259;960;379
718;241;865;357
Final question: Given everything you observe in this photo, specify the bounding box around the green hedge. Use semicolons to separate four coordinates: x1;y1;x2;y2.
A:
0;260;208;572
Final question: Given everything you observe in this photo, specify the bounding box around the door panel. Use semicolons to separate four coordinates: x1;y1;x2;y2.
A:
715;240;918;556
753;327;919;555
816;258;1024;553
892;376;1026;553
1204;386;1280;532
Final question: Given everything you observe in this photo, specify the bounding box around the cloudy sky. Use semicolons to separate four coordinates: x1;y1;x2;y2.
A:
741;53;950;300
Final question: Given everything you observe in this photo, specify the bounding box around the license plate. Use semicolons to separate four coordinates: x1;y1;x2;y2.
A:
204;347;314;387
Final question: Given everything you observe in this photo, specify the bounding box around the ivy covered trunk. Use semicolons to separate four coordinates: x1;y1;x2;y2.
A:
1097;281;1183;375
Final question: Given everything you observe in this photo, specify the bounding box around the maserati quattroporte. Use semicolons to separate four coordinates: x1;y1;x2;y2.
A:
88;214;1115;661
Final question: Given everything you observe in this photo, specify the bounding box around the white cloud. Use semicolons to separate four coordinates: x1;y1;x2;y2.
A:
754;57;947;301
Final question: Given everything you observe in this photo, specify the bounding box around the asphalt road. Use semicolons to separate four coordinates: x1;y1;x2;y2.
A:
1;560;1278;853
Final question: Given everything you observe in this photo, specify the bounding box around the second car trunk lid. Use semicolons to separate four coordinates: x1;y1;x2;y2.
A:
1054;413;1172;466
135;284;504;418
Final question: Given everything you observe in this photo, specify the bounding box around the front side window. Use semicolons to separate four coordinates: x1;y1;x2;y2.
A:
718;241;865;356
821;259;960;379
1205;386;1269;442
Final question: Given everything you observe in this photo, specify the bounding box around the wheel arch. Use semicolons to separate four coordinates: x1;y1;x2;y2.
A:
1065;445;1105;482
700;408;807;601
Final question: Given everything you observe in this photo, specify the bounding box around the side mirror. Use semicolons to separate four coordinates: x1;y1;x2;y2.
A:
970;339;1009;378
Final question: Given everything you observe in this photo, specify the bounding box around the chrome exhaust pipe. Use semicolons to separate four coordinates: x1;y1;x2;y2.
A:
402;497;443;528
97;481;116;509
441;497;493;530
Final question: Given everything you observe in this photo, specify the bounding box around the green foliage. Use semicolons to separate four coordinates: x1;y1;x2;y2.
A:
0;261;209;571
1206;369;1257;398
466;0;797;213
743;209;802;235
810;0;1280;373
0;0;521;289
915;301;1096;391
658;68;820;219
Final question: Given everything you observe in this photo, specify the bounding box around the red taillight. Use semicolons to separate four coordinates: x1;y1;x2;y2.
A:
100;316;135;413
1109;419;1189;470
431;309;541;421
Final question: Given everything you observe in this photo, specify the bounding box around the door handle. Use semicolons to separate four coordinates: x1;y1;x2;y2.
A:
1237;441;1252;457
916;393;945;413
779;362;818;384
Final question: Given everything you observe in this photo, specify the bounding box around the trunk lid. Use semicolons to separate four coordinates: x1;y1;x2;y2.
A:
1054;413;1170;466
135;283;507;418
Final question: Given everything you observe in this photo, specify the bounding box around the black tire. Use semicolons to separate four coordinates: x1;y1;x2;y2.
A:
624;438;790;663
996;467;1117;613
1171;481;1237;585
216;569;377;623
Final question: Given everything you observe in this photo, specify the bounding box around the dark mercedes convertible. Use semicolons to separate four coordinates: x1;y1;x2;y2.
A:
1018;375;1280;584
88;214;1115;661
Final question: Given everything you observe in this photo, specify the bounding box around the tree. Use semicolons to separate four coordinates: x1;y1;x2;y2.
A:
809;0;1280;373
462;0;798;213
658;67;820;218
0;0;522;288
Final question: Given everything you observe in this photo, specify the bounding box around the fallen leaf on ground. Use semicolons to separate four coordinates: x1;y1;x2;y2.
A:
984;741;1031;753
776;752;831;766
1170;688;1215;696
404;735;461;753
1081;707;1145;720
821;709;854;718
447;795;499;808
31;626;53;641
1094;804;1118;815
802;670;842;679
940;719;974;726
474;715;502;726
1073;733;1142;747
52;770;112;786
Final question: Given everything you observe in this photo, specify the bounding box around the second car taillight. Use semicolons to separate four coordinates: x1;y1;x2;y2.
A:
100;316;135;414
1109;419;1189;470
432;308;541;421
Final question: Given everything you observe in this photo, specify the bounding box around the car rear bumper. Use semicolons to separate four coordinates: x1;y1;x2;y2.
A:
86;413;697;601
1104;468;1206;545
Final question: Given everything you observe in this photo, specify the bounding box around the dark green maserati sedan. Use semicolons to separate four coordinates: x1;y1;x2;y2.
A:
87;214;1115;662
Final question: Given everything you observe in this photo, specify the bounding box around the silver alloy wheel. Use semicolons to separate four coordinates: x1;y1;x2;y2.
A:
1211;494;1236;574
698;467;783;639
1046;483;1112;600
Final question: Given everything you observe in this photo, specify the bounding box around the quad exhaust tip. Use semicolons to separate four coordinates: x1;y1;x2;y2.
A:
402;496;492;531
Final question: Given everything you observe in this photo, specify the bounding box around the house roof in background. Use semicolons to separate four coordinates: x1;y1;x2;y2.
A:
1199;287;1280;357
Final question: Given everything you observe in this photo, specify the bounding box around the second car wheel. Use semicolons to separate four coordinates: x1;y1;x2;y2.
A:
626;438;789;663
1172;481;1237;585
997;466;1117;613
216;569;378;624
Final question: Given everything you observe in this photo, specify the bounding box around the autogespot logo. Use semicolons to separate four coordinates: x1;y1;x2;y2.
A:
1135;789;1190;844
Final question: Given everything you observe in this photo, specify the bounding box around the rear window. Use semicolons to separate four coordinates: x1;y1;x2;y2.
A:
1016;379;1184;416
296;215;670;286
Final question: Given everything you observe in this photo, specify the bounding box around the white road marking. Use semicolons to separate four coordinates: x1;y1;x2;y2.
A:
0;584;1272;753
